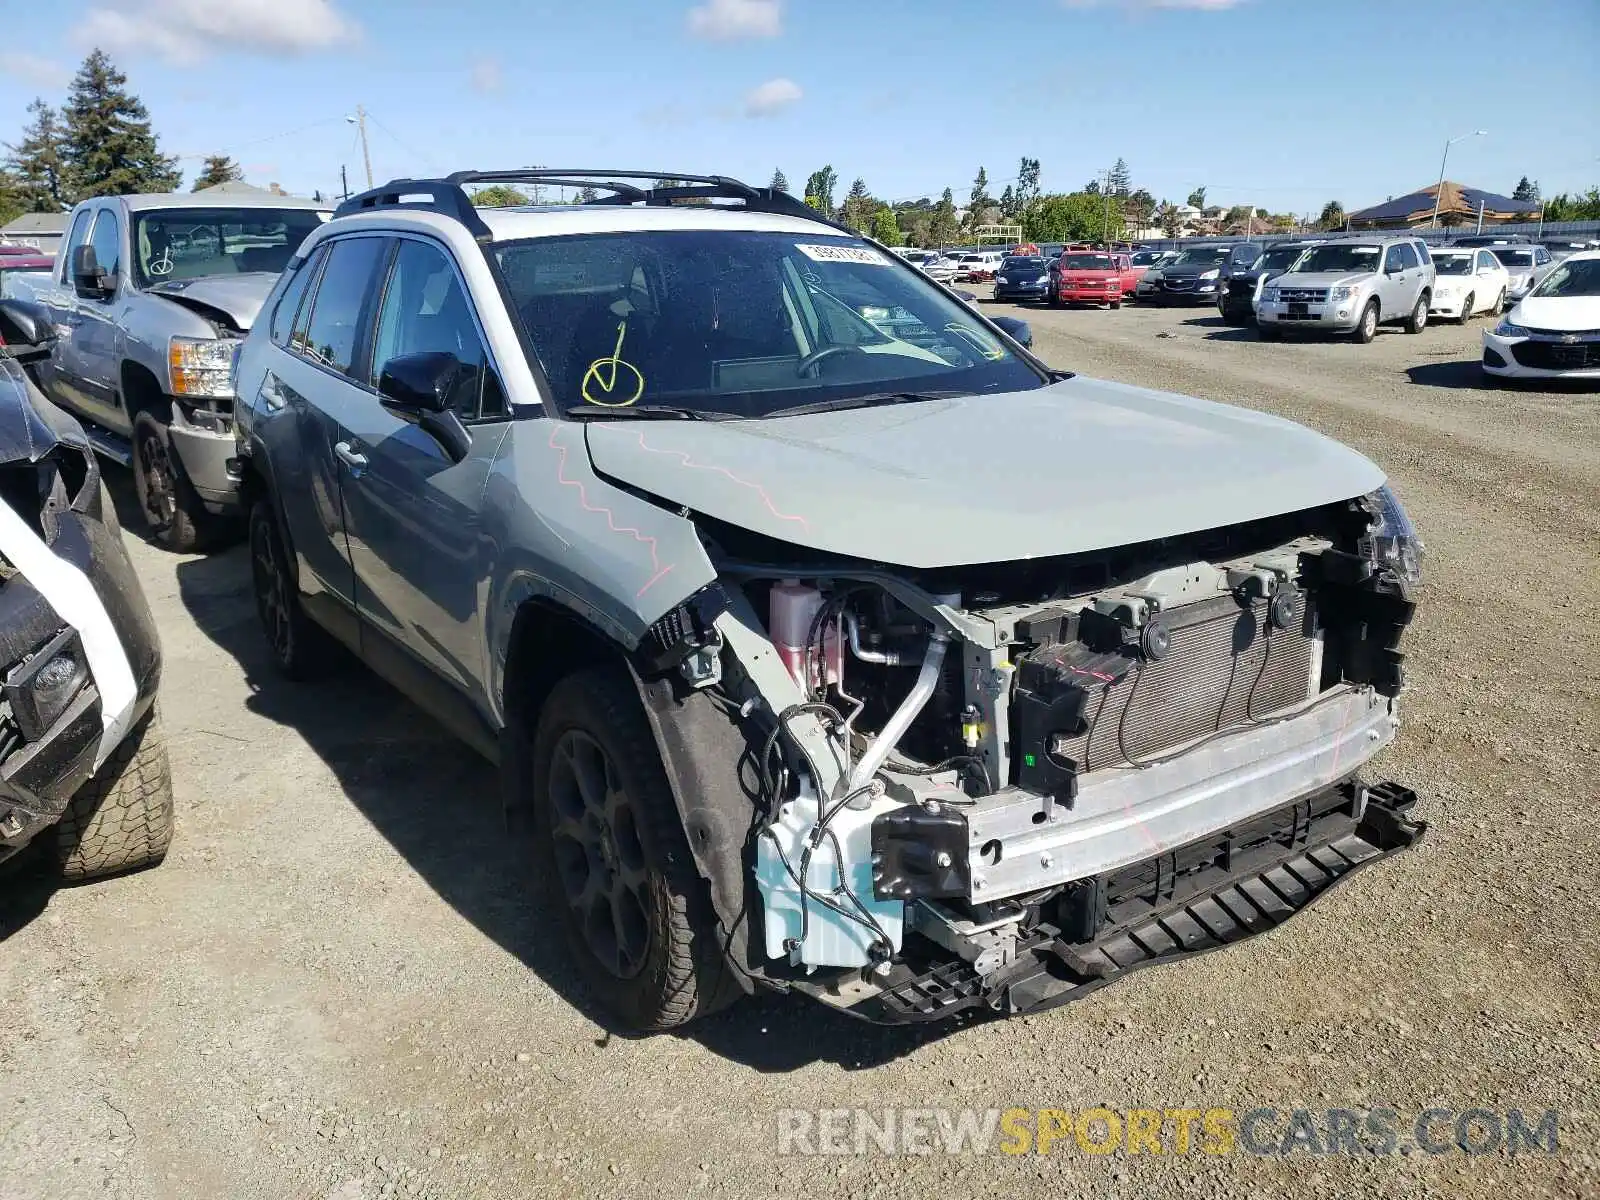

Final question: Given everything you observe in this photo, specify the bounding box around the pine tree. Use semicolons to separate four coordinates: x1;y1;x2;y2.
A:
769;168;789;193
929;188;959;247
577;185;600;203
1186;186;1207;209
999;184;1017;219
1108;157;1131;198
803;166;837;214
62;50;181;198
968;166;990;220
191;154;242;191
4;99;69;212
1511;176;1540;203
870;206;901;246
1016;157;1041;208
841;177;874;231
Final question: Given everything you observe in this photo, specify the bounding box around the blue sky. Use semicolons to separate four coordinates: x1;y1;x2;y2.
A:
3;0;1597;215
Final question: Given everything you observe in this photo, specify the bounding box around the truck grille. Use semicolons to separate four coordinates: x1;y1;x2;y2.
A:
1510;338;1600;370
1051;592;1318;772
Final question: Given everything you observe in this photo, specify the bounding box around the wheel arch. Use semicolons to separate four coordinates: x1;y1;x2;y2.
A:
119;360;169;421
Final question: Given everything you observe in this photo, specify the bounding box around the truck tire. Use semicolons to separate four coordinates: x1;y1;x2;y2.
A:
248;499;338;680
132;412;216;554
527;667;738;1030
55;707;174;882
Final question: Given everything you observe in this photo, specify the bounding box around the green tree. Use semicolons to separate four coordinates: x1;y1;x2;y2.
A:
0;173;22;228
870;205;901;246
1016;156;1041;209
1022;192;1124;244
998;183;1017;219
1542;187;1600;221
1158;200;1183;238
968;166;991;219
577;185;599;203
61;49;181;198
1186;186;1207;208
803;166;837;214
928;187;959;247
1083;178;1100;196
1108;157;1131;198
840;177;875;232
769;168;789;193
471;184;530;207
4;100;69;212
1125;187;1156;229
190;154;242;191
1317;200;1346;230
1511;176;1539;202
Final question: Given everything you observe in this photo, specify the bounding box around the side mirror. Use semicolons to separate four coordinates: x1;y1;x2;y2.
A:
990;315;1033;349
0;298;56;357
70;244;113;299
377;351;472;462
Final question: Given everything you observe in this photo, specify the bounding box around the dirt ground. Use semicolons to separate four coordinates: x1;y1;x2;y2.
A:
2;299;1596;1199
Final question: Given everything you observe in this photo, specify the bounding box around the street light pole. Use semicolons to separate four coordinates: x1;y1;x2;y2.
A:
1430;130;1487;229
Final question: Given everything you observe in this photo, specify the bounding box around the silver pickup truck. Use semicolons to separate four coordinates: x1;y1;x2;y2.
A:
27;192;328;550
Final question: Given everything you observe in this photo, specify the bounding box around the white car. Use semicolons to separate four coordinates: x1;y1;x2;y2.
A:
1481;250;1600;383
922;254;959;283
1428;248;1509;323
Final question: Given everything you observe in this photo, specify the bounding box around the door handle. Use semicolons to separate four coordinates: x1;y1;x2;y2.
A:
334;440;368;475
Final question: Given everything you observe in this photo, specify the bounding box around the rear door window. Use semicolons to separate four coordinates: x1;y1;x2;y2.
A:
297;236;390;379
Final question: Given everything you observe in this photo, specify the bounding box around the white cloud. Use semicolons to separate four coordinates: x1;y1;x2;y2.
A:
469;56;503;94
73;0;360;64
0;52;73;90
742;77;801;117
688;0;782;41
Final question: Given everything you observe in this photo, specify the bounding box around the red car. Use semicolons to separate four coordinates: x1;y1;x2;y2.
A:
1049;250;1127;309
0;244;55;299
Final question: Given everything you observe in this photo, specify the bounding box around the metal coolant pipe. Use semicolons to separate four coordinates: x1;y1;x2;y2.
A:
845;625;954;799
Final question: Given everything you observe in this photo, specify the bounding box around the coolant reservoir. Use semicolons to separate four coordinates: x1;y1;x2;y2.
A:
770;580;839;690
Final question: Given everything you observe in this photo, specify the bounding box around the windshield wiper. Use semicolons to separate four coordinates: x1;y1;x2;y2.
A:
564;404;731;421
765;390;965;418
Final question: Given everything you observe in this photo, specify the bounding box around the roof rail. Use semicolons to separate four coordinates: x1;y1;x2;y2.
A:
332;169;858;239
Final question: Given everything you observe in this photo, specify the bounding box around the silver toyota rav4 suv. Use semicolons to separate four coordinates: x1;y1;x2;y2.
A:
233;170;1426;1031
1256;236;1437;344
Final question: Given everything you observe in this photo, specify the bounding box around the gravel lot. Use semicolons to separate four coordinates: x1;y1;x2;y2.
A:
2;299;1596;1199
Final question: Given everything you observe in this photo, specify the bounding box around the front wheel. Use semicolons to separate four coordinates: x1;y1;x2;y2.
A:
56;707;174;881
132;412;214;553
529;669;738;1030
249;499;338;680
1110;300;1122;310
1494;287;1507;314
1353;300;1380;344
1456;293;1475;325
1404;293;1428;334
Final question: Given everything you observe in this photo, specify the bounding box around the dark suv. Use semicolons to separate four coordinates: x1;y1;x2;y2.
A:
1138;243;1262;306
1219;241;1319;325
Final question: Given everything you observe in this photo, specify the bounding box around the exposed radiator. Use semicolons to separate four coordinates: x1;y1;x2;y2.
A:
1052;592;1318;772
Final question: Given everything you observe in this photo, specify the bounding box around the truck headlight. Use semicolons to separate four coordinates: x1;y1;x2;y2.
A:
168;336;239;398
1260;286;1280;303
1362;484;1423;586
1329;286;1355;302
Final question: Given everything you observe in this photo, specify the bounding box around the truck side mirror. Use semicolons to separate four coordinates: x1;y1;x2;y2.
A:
71;245;113;299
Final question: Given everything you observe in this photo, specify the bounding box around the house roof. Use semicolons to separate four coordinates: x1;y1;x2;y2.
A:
1350;181;1539;223
197;179;283;195
0;212;68;235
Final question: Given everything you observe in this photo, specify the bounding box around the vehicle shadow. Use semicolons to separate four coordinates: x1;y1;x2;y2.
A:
171;544;961;1072
1181;315;1259;343
1405;360;1491;390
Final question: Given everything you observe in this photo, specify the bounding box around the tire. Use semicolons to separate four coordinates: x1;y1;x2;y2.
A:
1110;300;1122;310
1403;293;1428;335
529;668;737;1031
1353;300;1380;344
249;498;338;680
56;707;174;882
1494;287;1506;314
132;412;215;554
1456;293;1475;325
1257;325;1282;342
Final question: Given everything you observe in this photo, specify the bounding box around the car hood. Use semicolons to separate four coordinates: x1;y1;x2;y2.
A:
999;266;1048;279
144;272;280;332
1161;262;1228;279
1509;295;1600;331
583;379;1385;568
1273;270;1374;289
1058;269;1118;280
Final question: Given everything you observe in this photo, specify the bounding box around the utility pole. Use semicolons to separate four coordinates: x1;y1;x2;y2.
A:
1430;130;1487;228
1100;168;1112;248
340;164;349;201
355;104;374;189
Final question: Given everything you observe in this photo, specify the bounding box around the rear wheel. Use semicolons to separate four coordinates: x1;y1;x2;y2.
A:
529;669;737;1030
1404;293;1428;334
132;412;214;553
1353;300;1380;344
1456;293;1475;324
1494;287;1507;314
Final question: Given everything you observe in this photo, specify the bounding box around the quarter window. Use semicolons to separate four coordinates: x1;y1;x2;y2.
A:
298;236;389;378
270;244;325;347
88;209;121;281
369;238;501;419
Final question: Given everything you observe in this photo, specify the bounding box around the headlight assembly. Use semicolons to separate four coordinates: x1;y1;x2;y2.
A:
1260;286;1280;303
1494;318;1531;337
1199;269;1220;281
168;336;240;399
1329;286;1355;302
1362;484;1423;586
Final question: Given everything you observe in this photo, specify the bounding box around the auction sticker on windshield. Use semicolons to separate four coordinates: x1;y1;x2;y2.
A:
796;244;891;266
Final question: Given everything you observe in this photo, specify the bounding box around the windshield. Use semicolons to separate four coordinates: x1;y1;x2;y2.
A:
1256;245;1308;272
1433;253;1472;276
1292;244;1381;274
1060;253;1114;270
1129;251;1161;266
1531;258;1600;298
493;231;1045;419
1492;249;1535;269
1001;257;1045;270
133;207;327;287
1169;248;1229;268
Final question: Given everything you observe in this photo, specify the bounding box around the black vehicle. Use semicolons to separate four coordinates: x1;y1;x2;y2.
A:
991;255;1052;303
1147;243;1262;306
0;300;173;882
1219;241;1319;325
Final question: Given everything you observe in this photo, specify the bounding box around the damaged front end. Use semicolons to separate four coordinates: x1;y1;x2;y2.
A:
638;486;1426;1022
